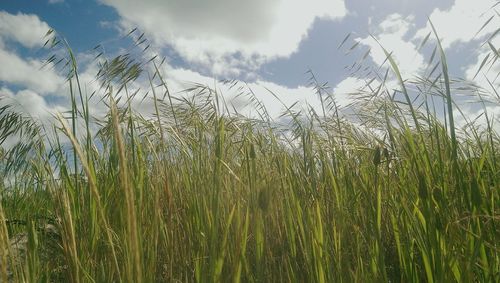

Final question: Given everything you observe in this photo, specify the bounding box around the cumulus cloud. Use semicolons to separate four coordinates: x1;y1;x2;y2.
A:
464;44;500;90
0;87;61;121
0;11;65;95
244;80;323;118
357;14;425;77
100;0;347;75
0;87;69;150
415;0;499;49
453;103;500;134
133;62;328;119
0;11;51;48
0;48;65;94
332;76;370;105
459;12;500;92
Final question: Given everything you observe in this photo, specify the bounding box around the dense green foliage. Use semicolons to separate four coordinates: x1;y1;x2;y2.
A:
0;27;499;282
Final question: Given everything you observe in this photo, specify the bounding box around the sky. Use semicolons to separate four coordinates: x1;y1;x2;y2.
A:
0;0;499;128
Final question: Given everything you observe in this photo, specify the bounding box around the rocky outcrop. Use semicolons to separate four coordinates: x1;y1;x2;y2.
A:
1;220;65;282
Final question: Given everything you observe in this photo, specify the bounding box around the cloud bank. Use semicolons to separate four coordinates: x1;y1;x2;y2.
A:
100;0;347;75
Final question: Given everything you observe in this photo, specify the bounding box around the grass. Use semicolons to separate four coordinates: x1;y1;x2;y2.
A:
0;23;499;282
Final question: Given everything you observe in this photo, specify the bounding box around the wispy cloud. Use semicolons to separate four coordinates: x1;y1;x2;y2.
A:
48;0;64;4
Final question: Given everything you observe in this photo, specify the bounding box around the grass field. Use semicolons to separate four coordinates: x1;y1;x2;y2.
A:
0;25;499;282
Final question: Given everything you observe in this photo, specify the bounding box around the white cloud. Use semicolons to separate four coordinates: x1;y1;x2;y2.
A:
0;11;51;48
0;88;62;121
100;0;347;75
462;27;500;92
0;11;65;95
415;0;499;49
245;80;322;118
48;0;65;4
333;76;369;105
0;48;65;94
0;87;69;150
357;14;425;77
454;103;500;134
464;47;500;89
132;62;328;119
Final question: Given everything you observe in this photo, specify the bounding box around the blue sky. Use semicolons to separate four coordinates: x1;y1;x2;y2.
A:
0;0;499;126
